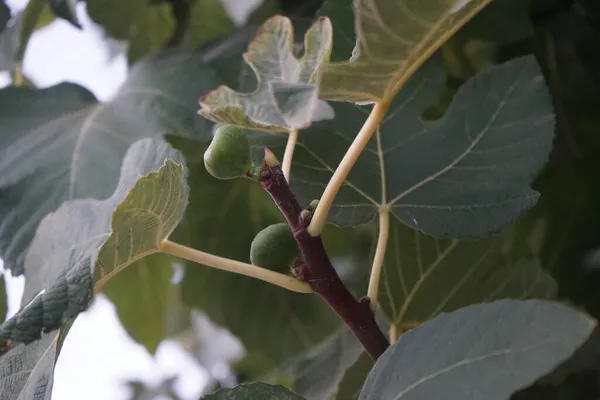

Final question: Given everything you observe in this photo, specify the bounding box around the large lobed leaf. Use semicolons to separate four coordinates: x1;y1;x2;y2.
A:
319;0;493;102
0;49;216;275
0;138;188;400
198;15;334;132
281;54;555;238
359;299;595;400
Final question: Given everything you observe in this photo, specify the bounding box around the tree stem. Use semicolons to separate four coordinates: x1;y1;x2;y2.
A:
367;207;390;309
259;149;389;360
308;101;390;236
282;129;298;182
160;240;311;293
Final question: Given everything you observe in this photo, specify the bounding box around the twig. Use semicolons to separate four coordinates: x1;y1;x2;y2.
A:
282;129;298;182
308;101;390;236
259;148;389;360
160;240;312;293
367;207;390;309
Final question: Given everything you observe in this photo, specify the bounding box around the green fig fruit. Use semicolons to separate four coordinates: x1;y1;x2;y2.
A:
250;223;300;271
203;125;252;179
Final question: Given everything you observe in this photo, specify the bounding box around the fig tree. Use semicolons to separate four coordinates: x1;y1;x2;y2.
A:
203;125;252;179
250;223;300;271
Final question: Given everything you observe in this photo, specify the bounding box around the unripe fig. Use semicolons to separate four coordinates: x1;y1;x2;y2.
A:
204;125;252;180
250;223;300;271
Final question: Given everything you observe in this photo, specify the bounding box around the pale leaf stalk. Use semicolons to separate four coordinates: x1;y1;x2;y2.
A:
388;323;398;344
367;206;390;310
308;100;390;236
160;240;312;293
282;129;298;182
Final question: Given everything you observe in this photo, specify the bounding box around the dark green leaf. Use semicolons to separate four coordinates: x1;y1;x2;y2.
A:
318;0;493;102
317;0;354;61
458;0;533;44
0;50;216;275
359;299;595;400
103;253;177;353
86;0;174;63
285;54;554;238
332;221;556;398
201;382;305;399
169;135;340;375
48;0;81;28
187;0;236;49
272;327;364;400
0;1;8;30
379;220;557;333
336;353;373;400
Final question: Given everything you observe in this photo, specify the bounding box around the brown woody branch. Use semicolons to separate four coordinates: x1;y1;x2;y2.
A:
258;148;389;360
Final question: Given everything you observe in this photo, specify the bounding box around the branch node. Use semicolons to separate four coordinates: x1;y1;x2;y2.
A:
258;162;389;360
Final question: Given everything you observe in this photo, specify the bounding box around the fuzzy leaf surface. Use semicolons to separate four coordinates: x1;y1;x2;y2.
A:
359;300;595;400
198;16;334;132
319;0;493;102
0;50;216;275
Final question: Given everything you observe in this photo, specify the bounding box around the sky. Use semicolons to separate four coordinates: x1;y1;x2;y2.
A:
0;0;260;398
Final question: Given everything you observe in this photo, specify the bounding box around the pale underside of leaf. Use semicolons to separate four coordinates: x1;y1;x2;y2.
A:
0;332;57;400
198;15;333;131
0;49;217;275
320;0;493;102
380;221;557;331
0;139;187;351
